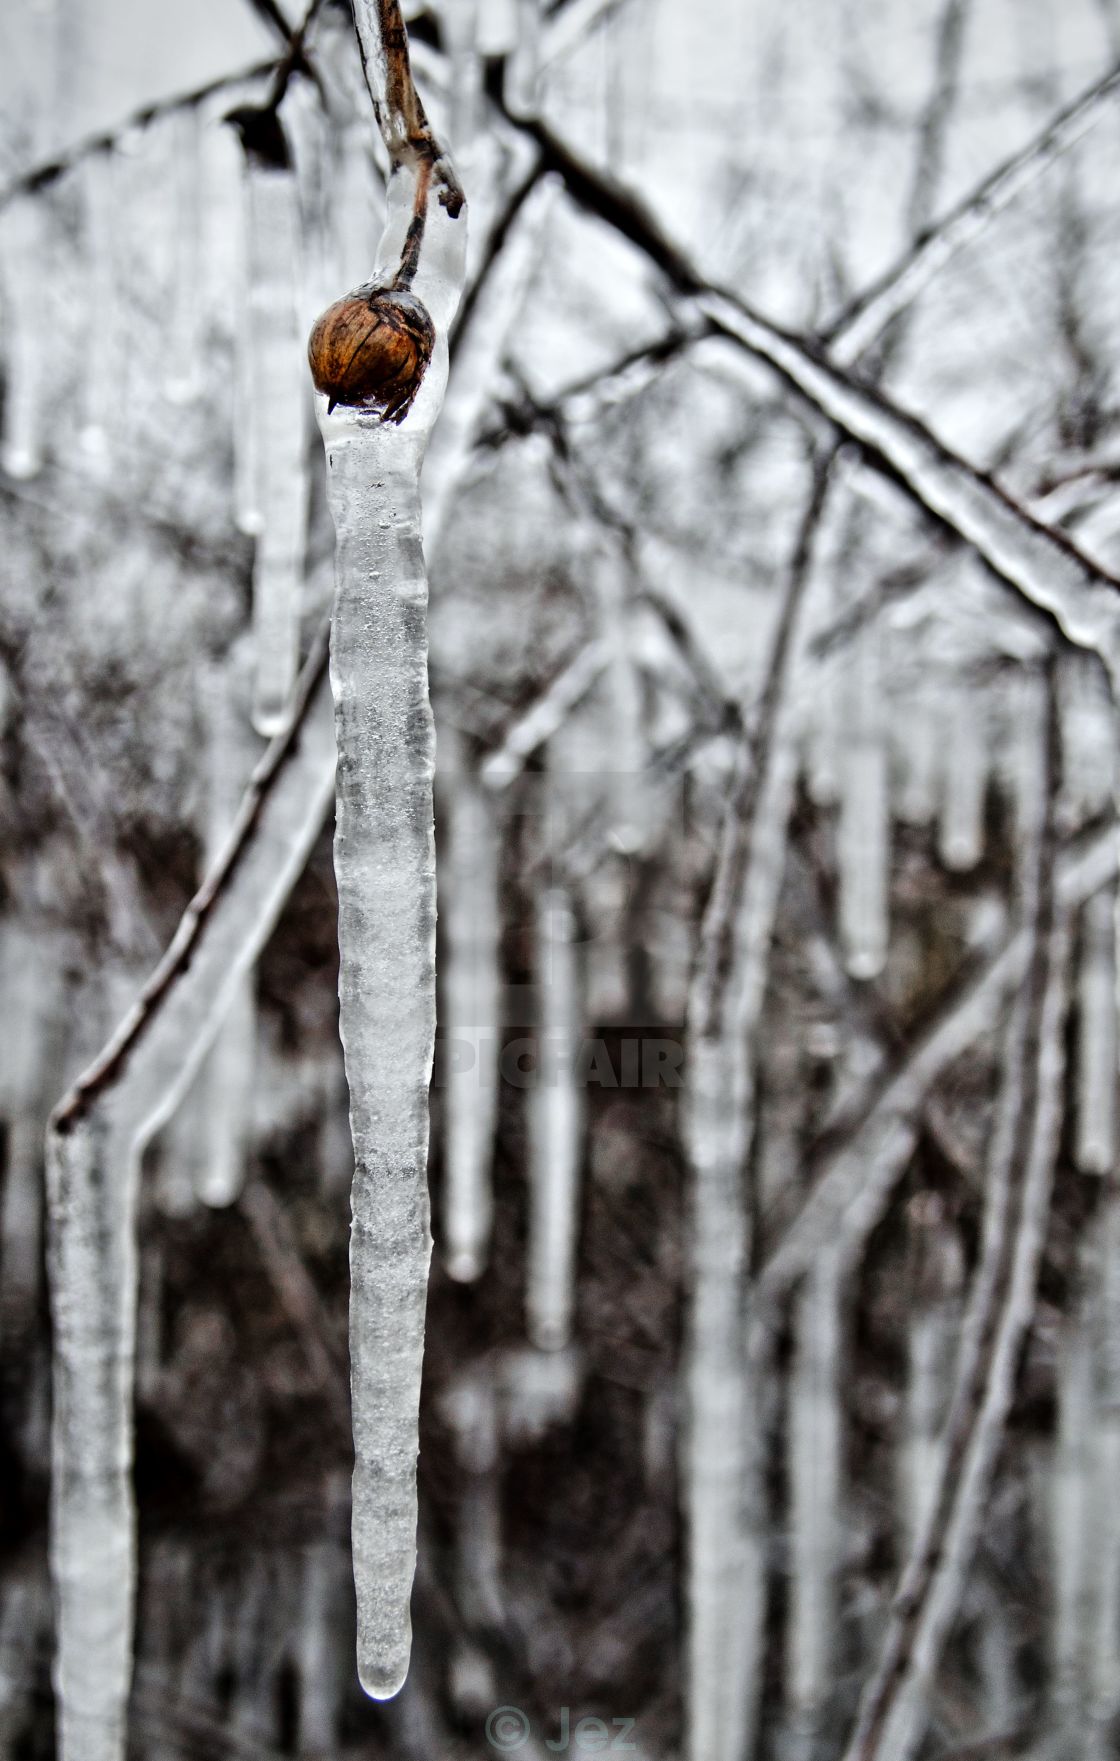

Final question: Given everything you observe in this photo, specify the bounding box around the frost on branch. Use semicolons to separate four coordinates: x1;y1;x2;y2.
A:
308;0;467;1704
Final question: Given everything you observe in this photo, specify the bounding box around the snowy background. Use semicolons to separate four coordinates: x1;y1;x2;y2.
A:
4;0;1120;1758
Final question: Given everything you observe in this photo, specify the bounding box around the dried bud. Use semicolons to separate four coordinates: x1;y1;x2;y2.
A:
307;288;435;423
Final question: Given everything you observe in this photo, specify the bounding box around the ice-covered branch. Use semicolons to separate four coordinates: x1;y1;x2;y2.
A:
45;631;336;1761
494;106;1120;675
824;56;1120;365
682;458;832;1761
307;0;467;1704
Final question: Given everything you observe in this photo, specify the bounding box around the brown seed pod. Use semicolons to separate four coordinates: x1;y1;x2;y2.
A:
307;287;435;423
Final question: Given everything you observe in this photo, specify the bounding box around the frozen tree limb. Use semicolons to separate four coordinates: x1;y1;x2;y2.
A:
45;629;336;1761
824;56;1120;365
495;105;1120;675
682;456;833;1761
308;0;467;1704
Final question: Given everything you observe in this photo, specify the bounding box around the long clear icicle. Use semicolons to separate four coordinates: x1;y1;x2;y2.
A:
439;726;501;1280
527;881;584;1350
46;648;336;1761
311;8;468;1691
243;149;309;734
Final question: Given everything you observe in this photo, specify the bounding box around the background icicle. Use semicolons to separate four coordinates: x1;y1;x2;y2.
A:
527;879;584;1350
438;725;501;1280
237;121;309;735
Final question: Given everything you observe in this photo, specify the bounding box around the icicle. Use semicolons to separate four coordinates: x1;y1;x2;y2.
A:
309;1;467;1700
588;545;651;853
0;196;48;479
804;646;842;808
154;1098;200;1218
527;883;584;1350
839;621;890;978
506;0;542;114
233;206;263;538
1076;885;1117;1175
786;1250;845;1743
1058;654;1116;825
333;124;386;299
938;680;987;872
79;151;119;472
46;646;335;1761
443;1371;504;1628
439;728;501;1280
296;1476;349;1757
163;107;203;407
501;1342;582;1442
894;683;940;828
240;140;309;734
438;0;482;148
423;175;558;552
